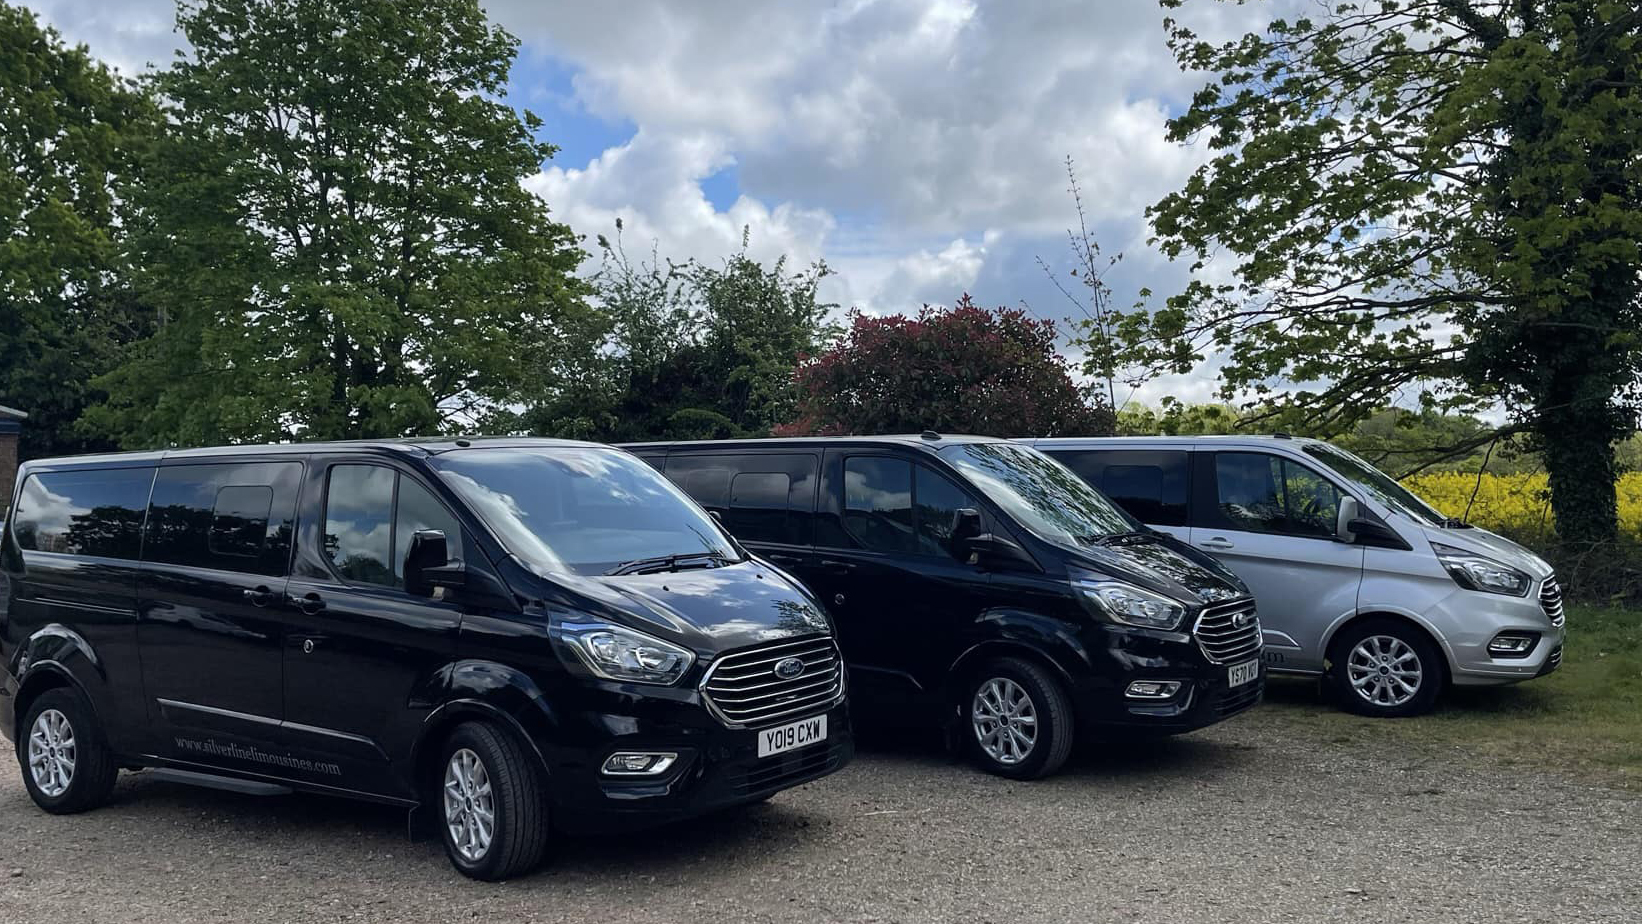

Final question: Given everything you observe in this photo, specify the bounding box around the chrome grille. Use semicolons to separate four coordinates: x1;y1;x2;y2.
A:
700;636;844;728
1539;576;1565;627
1193;599;1262;665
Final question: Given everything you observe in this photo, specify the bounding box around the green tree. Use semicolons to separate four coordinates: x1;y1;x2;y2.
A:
0;3;155;459
1116;1;1642;544
528;225;836;442
82;0;592;447
779;296;1115;438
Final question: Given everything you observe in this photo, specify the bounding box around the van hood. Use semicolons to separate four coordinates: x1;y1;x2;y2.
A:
1064;532;1248;606
1417;523;1552;579
560;559;832;654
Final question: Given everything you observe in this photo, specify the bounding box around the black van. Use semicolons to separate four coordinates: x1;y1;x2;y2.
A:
622;435;1263;780
1;438;850;879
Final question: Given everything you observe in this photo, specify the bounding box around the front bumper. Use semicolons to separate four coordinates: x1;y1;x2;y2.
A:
1434;589;1567;686
1069;622;1264;735
546;696;853;834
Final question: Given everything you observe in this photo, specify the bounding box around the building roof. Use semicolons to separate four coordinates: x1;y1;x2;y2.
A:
0;405;25;420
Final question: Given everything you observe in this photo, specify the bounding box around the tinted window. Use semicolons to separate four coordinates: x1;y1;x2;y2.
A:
324;465;396;586
11;468;154;559
208;485;274;558
939;442;1134;545
1051;450;1189;527
914;464;979;557
146;462;302;575
1214;453;1341;538
843;457;915;554
666;453;818;546
393;476;464;583
729;472;791;544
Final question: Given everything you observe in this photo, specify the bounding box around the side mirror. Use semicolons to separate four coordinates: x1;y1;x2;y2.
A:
405;529;466;597
1336;496;1360;542
959;531;1037;571
952;507;983;542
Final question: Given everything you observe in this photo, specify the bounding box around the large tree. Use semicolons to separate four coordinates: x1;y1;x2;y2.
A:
1120;0;1642;544
82;0;592;447
0;3;155;459
528;226;837;442
779;296;1115;438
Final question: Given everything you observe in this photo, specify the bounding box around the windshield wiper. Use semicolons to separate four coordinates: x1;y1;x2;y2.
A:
1079;529;1150;547
607;551;735;576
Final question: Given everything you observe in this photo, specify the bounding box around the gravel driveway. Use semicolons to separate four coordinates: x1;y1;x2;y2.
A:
1;699;1637;924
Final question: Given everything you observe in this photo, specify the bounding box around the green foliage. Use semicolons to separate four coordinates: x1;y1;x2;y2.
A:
1118;1;1642;544
779;296;1115;438
0;3;156;459
80;0;593;447
526;225;837;442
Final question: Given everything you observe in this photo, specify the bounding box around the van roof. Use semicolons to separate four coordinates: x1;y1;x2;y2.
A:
19;435;606;471
1022;434;1330;450
621;433;1012;454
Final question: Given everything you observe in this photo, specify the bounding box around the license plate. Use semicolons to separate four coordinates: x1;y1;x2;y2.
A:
757;715;828;758
1228;659;1261;688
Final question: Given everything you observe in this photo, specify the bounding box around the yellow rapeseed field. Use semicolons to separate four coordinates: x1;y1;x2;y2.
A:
1401;471;1642;541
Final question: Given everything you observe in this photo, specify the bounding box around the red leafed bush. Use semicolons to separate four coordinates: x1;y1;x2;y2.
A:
776;295;1115;438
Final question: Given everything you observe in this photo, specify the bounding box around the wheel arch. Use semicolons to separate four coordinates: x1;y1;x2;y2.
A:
409;662;559;803
1323;610;1453;684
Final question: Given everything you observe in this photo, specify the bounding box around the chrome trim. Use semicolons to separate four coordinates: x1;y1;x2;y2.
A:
1539;576;1565;627
698;635;846;729
1192;598;1262;665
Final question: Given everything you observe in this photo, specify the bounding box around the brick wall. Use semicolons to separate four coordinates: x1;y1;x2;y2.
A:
0;430;16;513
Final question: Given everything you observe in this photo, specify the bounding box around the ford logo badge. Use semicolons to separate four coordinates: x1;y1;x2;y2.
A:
1234;610;1255;628
774;657;806;680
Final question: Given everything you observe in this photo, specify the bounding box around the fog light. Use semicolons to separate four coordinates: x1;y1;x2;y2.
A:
1488;633;1538;657
1125;680;1182;700
601;751;678;776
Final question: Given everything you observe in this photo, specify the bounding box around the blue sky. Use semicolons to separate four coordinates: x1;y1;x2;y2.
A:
30;0;1294;410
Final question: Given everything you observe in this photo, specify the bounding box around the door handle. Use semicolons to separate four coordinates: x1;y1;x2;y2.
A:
288;592;326;615
819;559;857;575
242;586;277;607
1198;537;1235;550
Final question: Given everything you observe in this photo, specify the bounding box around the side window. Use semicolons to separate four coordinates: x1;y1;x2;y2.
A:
1052;450;1188;527
1213;453;1341;538
146;462;302;575
208;485;274;558
325;465;465;589
913;464;980;557
728;472;791;544
842;457;915;554
392;476;464;583
324;465;396;586
11;467;154;559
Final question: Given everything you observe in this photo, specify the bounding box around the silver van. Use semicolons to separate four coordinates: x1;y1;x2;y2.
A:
1020;436;1565;716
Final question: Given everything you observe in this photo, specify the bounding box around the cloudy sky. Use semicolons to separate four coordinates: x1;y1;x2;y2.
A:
29;0;1286;409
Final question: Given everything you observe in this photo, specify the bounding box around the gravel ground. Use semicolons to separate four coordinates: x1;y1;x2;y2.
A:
0;702;1637;924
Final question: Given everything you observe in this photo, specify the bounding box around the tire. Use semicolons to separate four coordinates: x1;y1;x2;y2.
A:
17;687;119;814
961;657;1075;780
1327;618;1445;717
435;721;550;881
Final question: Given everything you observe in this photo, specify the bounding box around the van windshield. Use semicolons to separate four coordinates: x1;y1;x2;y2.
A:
1300;442;1447;527
939;442;1136;545
432;447;741;576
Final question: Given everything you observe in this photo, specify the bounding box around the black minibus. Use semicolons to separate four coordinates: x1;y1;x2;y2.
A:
2;438;851;879
623;434;1264;780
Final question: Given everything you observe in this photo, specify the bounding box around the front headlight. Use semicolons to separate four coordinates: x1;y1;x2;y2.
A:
1073;577;1187;630
1431;542;1532;597
551;618;695;684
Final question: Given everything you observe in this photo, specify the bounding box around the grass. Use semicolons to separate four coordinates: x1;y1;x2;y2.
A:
1257;605;1642;790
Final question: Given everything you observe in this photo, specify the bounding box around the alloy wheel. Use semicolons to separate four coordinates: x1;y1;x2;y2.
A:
443;748;496;862
1346;635;1423;707
971;677;1038;765
28;708;77;798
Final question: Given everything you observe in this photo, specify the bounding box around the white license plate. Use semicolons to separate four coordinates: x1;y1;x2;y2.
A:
1228;659;1261;688
757;715;828;758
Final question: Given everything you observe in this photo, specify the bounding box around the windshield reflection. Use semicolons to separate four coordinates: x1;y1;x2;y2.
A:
939;442;1135;547
1301;443;1447;527
433;447;739;576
